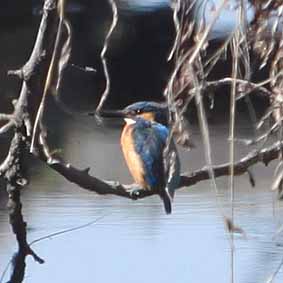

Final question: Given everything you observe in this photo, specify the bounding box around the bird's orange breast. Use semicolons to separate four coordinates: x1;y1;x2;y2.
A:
121;124;148;189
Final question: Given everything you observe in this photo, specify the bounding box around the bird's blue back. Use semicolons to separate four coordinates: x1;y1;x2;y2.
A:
131;119;168;189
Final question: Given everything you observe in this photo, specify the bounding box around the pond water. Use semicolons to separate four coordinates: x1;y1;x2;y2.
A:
1;115;283;283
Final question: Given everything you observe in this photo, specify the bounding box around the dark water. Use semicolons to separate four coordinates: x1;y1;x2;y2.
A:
1;114;283;283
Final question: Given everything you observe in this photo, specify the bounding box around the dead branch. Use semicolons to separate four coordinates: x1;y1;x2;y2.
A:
96;0;118;113
181;141;282;187
205;78;273;98
0;121;14;135
25;140;282;200
30;0;68;153
3;130;44;283
0;0;59;282
0;114;13;121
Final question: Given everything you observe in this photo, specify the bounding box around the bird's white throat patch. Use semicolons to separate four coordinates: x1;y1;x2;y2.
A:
124;118;136;125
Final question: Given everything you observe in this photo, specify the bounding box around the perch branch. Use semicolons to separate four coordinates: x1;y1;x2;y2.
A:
29;140;283;200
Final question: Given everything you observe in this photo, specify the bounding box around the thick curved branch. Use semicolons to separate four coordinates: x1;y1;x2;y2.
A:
49;160;139;197
32;141;283;200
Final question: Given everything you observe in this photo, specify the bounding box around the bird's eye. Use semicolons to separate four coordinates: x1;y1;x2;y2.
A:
136;109;141;114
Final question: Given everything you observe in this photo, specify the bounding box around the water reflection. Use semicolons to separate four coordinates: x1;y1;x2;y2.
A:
198;0;254;39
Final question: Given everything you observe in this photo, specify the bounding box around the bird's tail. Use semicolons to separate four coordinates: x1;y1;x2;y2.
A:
161;190;172;214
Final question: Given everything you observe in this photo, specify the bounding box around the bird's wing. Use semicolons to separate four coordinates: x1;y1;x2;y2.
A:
134;122;175;214
133;123;168;189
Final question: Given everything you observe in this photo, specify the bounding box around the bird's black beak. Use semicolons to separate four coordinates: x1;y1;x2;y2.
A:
95;109;127;119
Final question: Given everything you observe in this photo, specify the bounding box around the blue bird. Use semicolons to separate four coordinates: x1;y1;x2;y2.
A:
97;101;183;213
120;116;180;214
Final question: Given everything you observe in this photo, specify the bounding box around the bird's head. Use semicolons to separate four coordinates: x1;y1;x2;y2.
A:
97;101;168;126
123;102;194;149
123;101;168;125
96;100;195;149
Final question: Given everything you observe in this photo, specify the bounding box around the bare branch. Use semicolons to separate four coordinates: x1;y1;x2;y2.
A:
0;121;15;135
0;133;21;177
0;1;60;282
206;78;273;98
48;160;141;198
22;139;280;200
188;0;228;65
30;0;67;153
96;0;118;113
181;141;283;187
7;69;24;80
0;114;13;121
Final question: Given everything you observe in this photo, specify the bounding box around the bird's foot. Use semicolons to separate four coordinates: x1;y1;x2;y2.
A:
128;187;145;200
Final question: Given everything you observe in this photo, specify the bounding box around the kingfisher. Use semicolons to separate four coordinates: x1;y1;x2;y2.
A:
120;116;179;214
98;101;182;214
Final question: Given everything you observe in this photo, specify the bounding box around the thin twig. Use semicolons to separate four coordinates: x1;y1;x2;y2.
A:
206;78;273;97
229;6;242;281
266;255;283;283
30;214;108;246
96;0;118;113
187;0;228;66
30;0;66;153
0;114;12;121
0;121;14;135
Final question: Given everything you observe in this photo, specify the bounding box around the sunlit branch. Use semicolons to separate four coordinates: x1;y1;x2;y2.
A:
206;77;273;98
